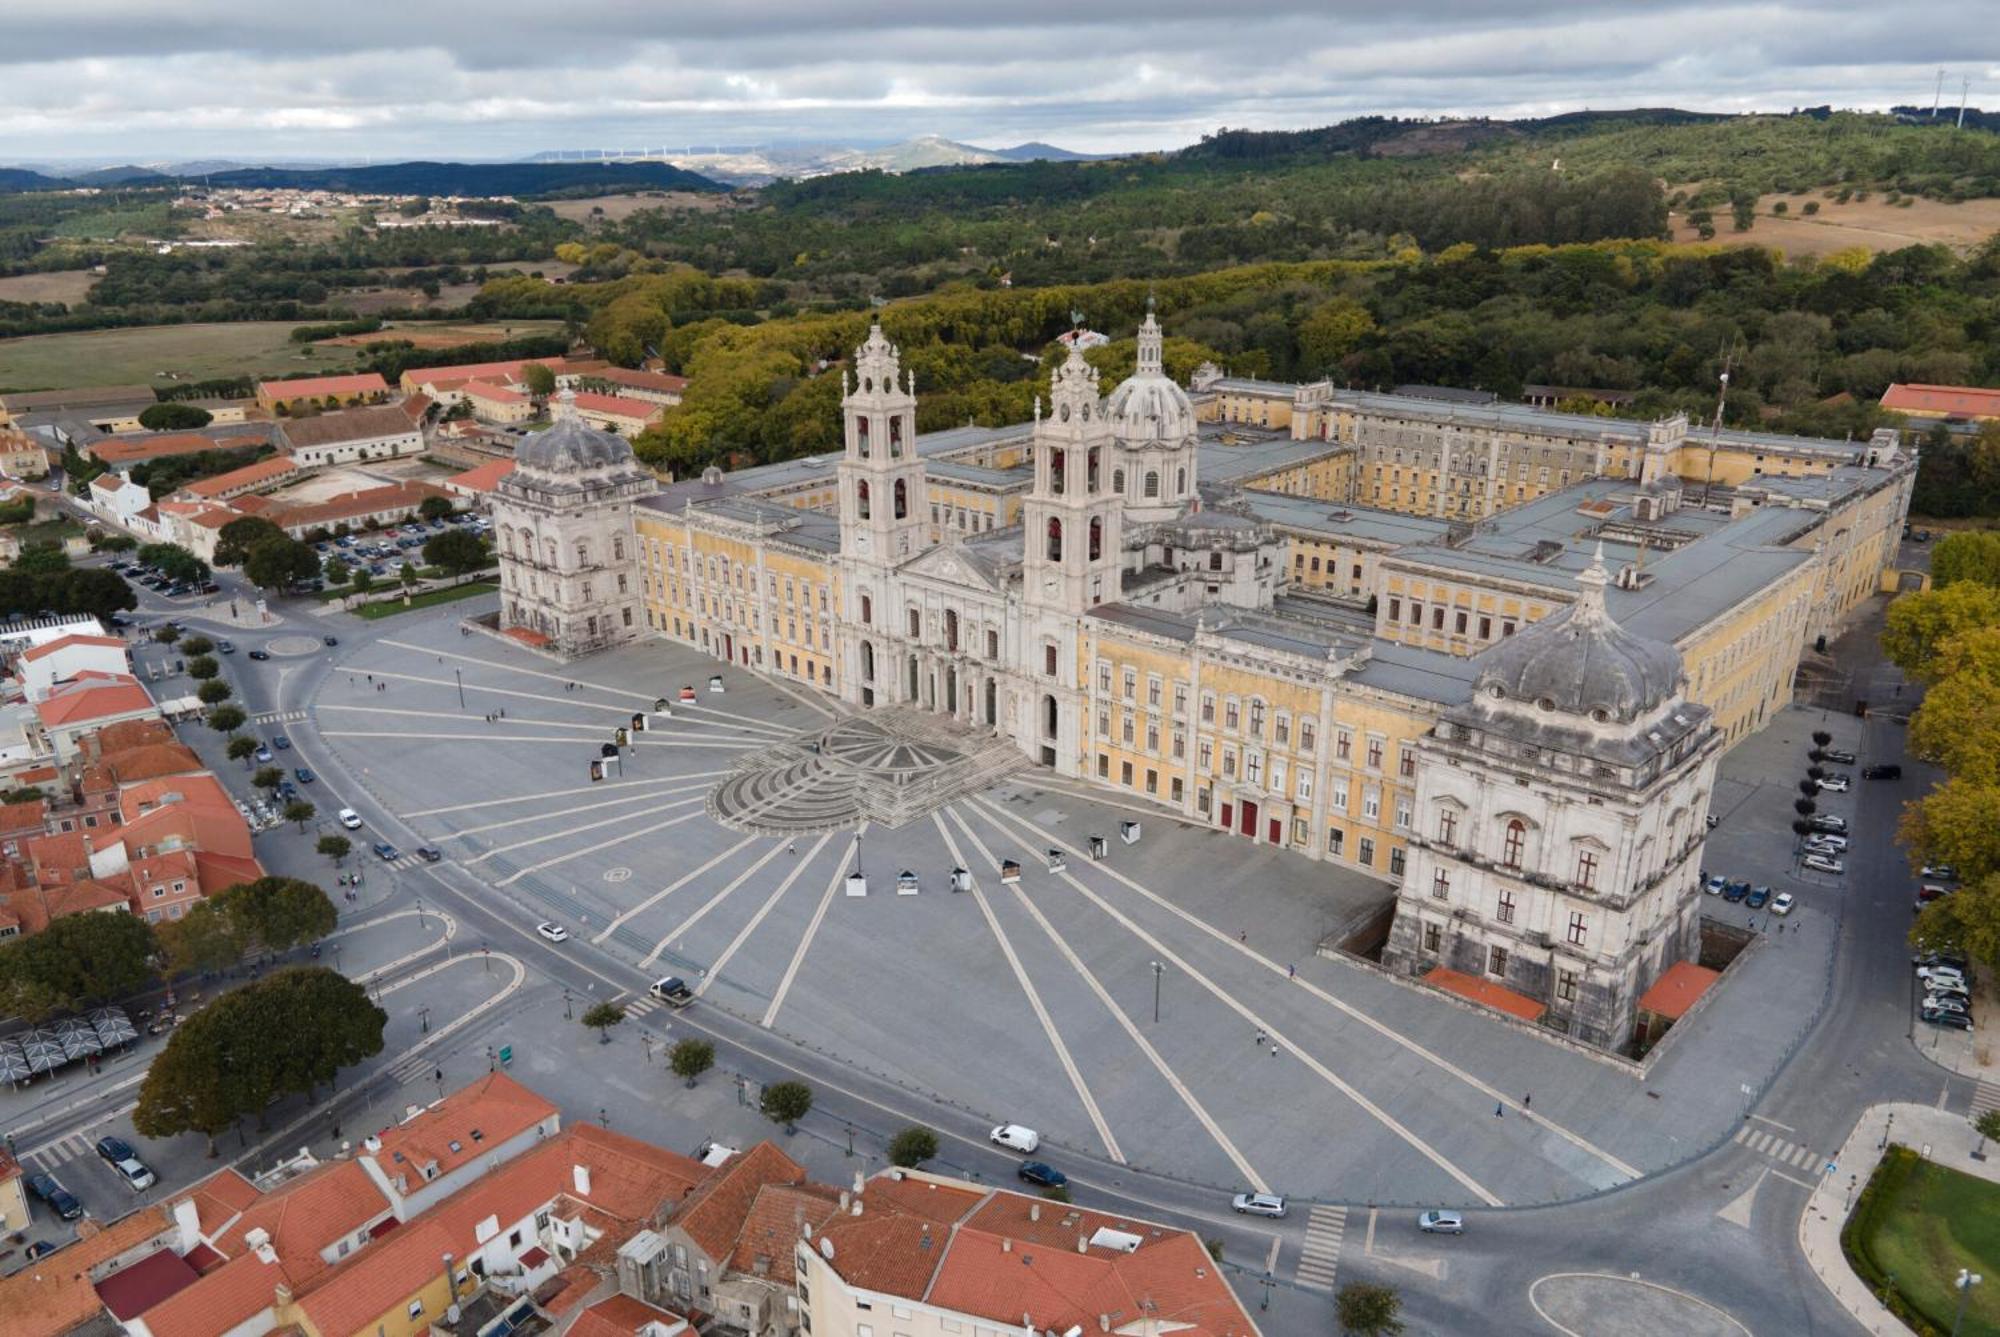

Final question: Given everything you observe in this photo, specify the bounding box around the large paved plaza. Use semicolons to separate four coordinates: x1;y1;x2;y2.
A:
304;611;1871;1211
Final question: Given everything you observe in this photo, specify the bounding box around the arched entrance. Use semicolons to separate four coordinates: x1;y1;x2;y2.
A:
907;655;920;701
1040;694;1058;767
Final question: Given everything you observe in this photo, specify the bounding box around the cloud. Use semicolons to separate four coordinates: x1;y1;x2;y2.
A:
0;1;1990;161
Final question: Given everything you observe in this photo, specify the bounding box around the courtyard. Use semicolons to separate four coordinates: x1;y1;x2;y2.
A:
305;609;1880;1210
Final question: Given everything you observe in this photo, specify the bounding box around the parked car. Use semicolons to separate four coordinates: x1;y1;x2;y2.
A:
295;767;315;784
28;1172;82;1220
1918;964;1969;987
24;1240;57;1260
322;635;338;647
1823;749;1856;765
1703;874;1726;896
248;649;270;661
415;845;442;863
337;808;363;830
1418;1210;1465;1235
1017;1162;1068;1189
253;745;273;763
1922;995;1971;1016
1723;880;1750;902
1922;865;1959;882
1815;774;1851;793
1805;833;1849;852
990;1124;1040;1153
1921;1008;1974;1031
536;921;570;943
1914;949;1969;970
1922;977;1971;999
1810;815;1849;834
1862;764;1902;780
649;975;694;1007
94;1138;156;1191
1916;885;1950;905
1746;885;1772;909
1770;892;1796;916
371;841;399;861
1232;1192;1288;1218
1803;854;1845;875
272;734;290;750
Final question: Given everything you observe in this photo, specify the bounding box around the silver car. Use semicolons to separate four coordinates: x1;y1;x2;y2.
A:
1803;853;1844;875
1231;1192;1288;1218
1418;1209;1464;1234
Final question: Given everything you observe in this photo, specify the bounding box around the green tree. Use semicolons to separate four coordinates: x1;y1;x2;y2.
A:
137;543;210;585
399;561;420;592
214;516;287;567
226;734;258;767
1882;583;2000;683
0;911;158;1016
1901;779;2000;889
157;901;245;975
244;536;321;591
95;532;137;553
1296;297;1376;374
1911;873;2000;971
520;362;558;397
1931;532;2000;589
670;1037;715;1087
284;800;316;832
350;568;375;600
131;1004;242;1155
418;495;455;521
317;834;352;865
179;635;214;656
185;655;219;681
197;679;233;705
138;402;213;431
1336;1281;1405;1336
154;624;182;645
215;877;336;954
253;766;284;793
760;1079;813;1131
423;529;489;579
324;558;350;588
580;1000;625;1043
888;1126;939;1168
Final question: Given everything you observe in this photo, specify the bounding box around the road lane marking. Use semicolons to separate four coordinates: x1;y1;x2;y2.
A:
323;730;758;750
1748;1113;1797;1132
762;828;862;1027
952;807;1264;1192
466;794;707;864
642;842;792;967
444;782;713;840
972;794;1638;1187
697;833;834;996
937;808;1123;1164
594;835;764;943
496;809;707;887
380;640;663;702
405;771;732;817
970;799;1496;1206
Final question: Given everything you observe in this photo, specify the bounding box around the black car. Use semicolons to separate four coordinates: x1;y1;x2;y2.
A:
1018;1161;1068;1189
24;1240;57;1260
1862;764;1902;780
248;649;270;661
1823;749;1856;765
1921;1008;1974;1031
28;1172;83;1220
1723;880;1751;903
322;635;339;647
94;1135;136;1164
1746;885;1772;909
295;767;316;784
415;845;442;863
372;841;400;861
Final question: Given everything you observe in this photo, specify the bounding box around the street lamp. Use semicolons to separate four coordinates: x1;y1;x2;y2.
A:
1150;961;1164;1024
454;667;465;709
1953;1270;1982;1337
563;988;574;1020
415;895;425;930
418;1006;431;1034
1881;1111;1896;1151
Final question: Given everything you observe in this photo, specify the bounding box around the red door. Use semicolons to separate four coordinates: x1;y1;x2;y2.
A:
1268;818;1282;845
1240;800;1258;837
1220;802;1233;830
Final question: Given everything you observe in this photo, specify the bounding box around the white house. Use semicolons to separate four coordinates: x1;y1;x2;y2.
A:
17;632;130;703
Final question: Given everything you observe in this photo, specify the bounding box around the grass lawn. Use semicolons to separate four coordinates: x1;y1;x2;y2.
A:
7;516;86;544
0;321;365;392
1858;1155;2000;1336
346;582;496;620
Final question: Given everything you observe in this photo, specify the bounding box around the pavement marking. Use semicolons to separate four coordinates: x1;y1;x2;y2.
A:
762;828;863;1028
939;808;1124;1164
1974;1080;2000;1120
696;833;835;996
1732;1123;1829;1176
320;704;633;733
594;835;764;944
1527;1273;1752;1337
405;771;733;818
641;841;792;967
1715;1168;1764;1228
955;807;1267;1193
465;794;708;864
760;671;840;721
1295;1205;1347;1291
379;640;662;703
350;665;650;714
1264;1235;1281;1274
971;799;1501;1206
322;730;760;750
496;809;708;887
1748;1113;1796;1132
667;701;798;737
25;1132;91;1170
444;783;713;840
251;709;308;724
971;794;1637;1189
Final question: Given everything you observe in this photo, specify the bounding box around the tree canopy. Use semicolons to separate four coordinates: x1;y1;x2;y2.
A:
0;911;157;1019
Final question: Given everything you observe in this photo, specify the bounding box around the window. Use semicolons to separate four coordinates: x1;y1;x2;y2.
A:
1225;700;1240;731
1365;738;1383;769
1422;921;1441;953
1496;889;1516;924
1330;781;1348;813
1502;820;1525;868
1201;693;1215;724
1394;799;1411;830
1148;676;1162;708
1399;748;1416;778
1388;597;1401;621
1097;710;1110;740
1390;847;1406;876
1567;911;1588;946
1296;768;1312;799
1098;661;1113;695
1576;849;1599;890
1174;682;1189;713
1046;517;1063;561
1438;809;1457;845
1488;945;1509;977
1479;615;1492;639
1172;729;1185;759
1044;643;1058;676
1358;838;1375;867
1121;761;1133;786
1274;714;1290;746
1300;721;1316;753
409;1301;426;1319
1555;970;1578;1002
1432;870;1450;899
1249;700;1265;737
1123;668;1137;701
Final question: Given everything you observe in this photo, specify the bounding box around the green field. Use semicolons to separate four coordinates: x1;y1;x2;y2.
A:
1852;1152;2000;1336
0;321;363;392
348;581;496;620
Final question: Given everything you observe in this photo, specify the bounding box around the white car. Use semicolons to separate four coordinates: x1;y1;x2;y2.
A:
337;808;363;830
989;1123;1040;1153
1803;853;1844;875
1418;1209;1465;1235
1703;875;1726;896
1922;865;1959;881
536;922;570;944
1232;1192;1288;1218
1770;892;1796;916
1805;833;1849;852
1815;774;1851;792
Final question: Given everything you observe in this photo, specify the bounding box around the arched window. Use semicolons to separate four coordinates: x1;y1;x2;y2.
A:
1502;820;1526;869
1087;448;1100;493
859;593;873;624
855;414;870;458
1176;467;1186;495
1144;470;1160;498
893;478;908;519
1088;517;1102;561
1050;448;1066;496
1046;517;1063;562
544;539;558;567
889;415;903;457
1113;468;1126;495
856;480;871;519
502;530;515;557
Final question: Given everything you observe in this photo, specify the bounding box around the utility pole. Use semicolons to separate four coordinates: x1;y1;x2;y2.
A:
1150;961;1164;1024
1932;68;1946;117
1958;77;1972;131
1702;345;1735;507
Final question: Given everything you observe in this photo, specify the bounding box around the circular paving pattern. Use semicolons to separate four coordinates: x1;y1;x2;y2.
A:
1528;1274;1750;1337
263;636;325;658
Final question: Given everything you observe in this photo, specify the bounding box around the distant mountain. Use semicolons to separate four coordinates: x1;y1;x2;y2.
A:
71;165;169;186
990;142;1100;162
825;136;1003;173
200;159;727;198
0;167;65;194
529;135;1108;186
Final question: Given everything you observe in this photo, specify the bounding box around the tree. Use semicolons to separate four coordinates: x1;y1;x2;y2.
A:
0;911;157;1017
216;877;336;954
1882;583;2000;683
888;1126;939;1168
520;362;558;397
1811;730;1833;749
284;800;317;832
253;766;284;793
214;516;287;567
185;655;219;681
419;495;455;521
1297;297;1376;373
197;680;233;705
1901;780;2000;890
670;1037;715;1087
95;532;137;553
324;558;350;588
244;536;321;591
1335;1281;1405;1336
179;635;214;656
423;529;489;580
399;561;420;593
1976;1108;2000;1157
226;734;258;767
350;568;375;600
580;1000;625;1043
138;543;209;585
760;1080;813;1131
1911;874;2000;971
1910;669;2000;787
157;901;245;975
207;705;246;733
317;834;352;865
154;624;182;645
1931;532;2000;589
138;402;213;431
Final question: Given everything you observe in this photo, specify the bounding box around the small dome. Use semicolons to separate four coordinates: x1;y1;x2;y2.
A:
1106;307;1195;447
1472;547;1682;725
515;413;636;477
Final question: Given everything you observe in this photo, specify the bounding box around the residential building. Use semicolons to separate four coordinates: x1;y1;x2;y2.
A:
1880;381;2000;429
462;380;535;424
16;632;130;703
35;673;159;760
573;391;666;435
177;454;299;501
586;367;687;406
0;425;49;478
231;479;453;538
87;471;153;527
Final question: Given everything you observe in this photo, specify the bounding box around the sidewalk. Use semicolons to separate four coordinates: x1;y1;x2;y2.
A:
1798;1100;1994;1335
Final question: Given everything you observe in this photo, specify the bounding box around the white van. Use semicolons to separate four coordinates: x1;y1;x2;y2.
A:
338;808;363;830
990;1123;1040;1153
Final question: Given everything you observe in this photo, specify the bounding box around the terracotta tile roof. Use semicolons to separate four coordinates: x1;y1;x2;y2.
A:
89;431;267;468
1420;966;1546;1022
118;771;233;819
0;799;48;838
182;1167;263;1237
279;402;424;449
94;1247;201;1320
671;1141;809;1260
103;742;206;786
36;676;155;729
463;380;529;406
366;1070;557;1182
254;480;448;532
119;800;254;862
19;633;125;663
863;1173;986;1226
23;829;91;881
194;849;265;892
1637;960;1720;1020
593;368;687;395
728;1182;842;1283
570;1293;686;1337
1880;382;2000;419
816;1209;950;1300
182;455;298;498
142;1244;310;1337
4;877;134;935
446;457;516;493
90;718;176;755
0;1205;177;1337
404;356;582;388
573;392;664;423
258;373;390;401
928;1226;1257;1337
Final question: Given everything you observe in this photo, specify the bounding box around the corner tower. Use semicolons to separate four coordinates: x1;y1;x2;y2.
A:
836;324;927;564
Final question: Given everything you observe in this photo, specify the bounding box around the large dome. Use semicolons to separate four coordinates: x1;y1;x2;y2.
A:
1107;307;1195;446
515;410;637;476
1471;547;1682;725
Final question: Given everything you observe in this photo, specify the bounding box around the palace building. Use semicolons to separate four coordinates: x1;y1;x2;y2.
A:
494;313;1916;1047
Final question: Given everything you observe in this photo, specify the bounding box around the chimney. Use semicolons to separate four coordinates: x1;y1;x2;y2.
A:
850;1197;862;1217
1099;1317;1110;1332
839;1190;850;1212
573;1164;592;1197
1029;1203;1041;1223
274;1283;293;1308
1076;1235;1088;1254
1002;1239;1012;1254
852;1171;864;1194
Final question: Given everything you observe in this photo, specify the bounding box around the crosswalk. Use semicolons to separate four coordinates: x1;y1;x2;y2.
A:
253;709;308;724
23;1131;93;1172
381;854;427;871
387;1051;440;1085
1294;1205;1346;1292
1732;1124;1828;1173
622;992;667;1018
1974;1081;2000;1121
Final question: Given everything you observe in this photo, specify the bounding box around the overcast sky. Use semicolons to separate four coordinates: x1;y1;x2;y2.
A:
4;1;1998;164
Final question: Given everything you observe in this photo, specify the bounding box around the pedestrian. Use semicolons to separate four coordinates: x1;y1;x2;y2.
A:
366;674;373;683
1523;1092;1531;1110
1494;1102;1503;1118
787;841;796;855
1255;1029;1265;1047
1270;1045;1279;1058
1239;929;1247;942
1287;963;1296;980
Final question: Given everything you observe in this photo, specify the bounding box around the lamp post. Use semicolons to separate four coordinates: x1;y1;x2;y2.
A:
454;667;464;709
1953;1269;1982;1337
1150;961;1164;1024
415;894;425;930
563;988;574;1020
418;1006;431;1034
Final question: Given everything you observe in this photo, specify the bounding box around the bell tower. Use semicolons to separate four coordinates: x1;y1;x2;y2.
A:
1022;347;1123;615
837;324;927;564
